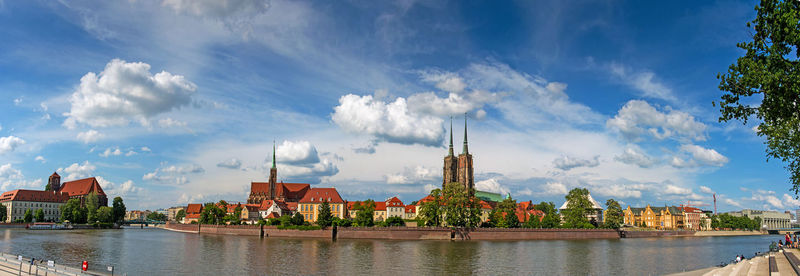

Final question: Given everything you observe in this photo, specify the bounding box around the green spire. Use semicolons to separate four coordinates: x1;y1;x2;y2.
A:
462;113;468;154
272;140;276;169
448;117;454;156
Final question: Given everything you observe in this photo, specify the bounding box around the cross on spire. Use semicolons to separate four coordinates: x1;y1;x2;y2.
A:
272;140;276;169
462;113;468;154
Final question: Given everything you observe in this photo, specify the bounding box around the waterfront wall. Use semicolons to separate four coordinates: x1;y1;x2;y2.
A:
337;227;451;240
0;223;28;229
200;224;260;236
463;228;621;240
622;230;696;238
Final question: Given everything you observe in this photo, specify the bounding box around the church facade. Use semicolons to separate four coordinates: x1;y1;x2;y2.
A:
443;116;474;192
247;142;311;205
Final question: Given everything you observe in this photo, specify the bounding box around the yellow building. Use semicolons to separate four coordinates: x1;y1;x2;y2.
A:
298;188;346;222
623;205;685;230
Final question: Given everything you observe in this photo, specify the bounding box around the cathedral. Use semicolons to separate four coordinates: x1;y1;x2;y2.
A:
247;142;310;204
443;116;474;193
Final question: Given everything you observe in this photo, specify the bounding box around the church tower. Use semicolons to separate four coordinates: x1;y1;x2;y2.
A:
47;172;61;191
269;141;277;200
442;117;458;188
456;115;474;192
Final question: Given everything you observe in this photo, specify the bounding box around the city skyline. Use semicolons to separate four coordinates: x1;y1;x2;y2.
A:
0;0;795;212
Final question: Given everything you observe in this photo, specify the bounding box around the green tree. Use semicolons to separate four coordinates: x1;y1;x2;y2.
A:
353;199;376;227
175;209;185;222
34;209;44;222
0;204;7;222
495;197;519;228
86;192;99;223
199;203;225;225
716;0;800;193
112;197;126;223
291;212;305;226
97;206;113;223
562;188;594;229
604;199;623;229
383;216;405;227
418;189;443;227
534;202;561;228
442;182;482;228
147;212;168;221
316;200;333;227
486;208;504;228
23;209;32;223
60;198;86;223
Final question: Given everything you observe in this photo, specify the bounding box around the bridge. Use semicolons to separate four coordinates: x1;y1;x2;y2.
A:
766;228;800;235
122;219;166;226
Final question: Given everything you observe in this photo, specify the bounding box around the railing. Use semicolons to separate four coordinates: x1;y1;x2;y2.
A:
0;252;115;276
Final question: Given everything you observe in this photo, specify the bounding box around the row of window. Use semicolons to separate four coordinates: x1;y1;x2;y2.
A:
9;208;61;215
300;204;340;212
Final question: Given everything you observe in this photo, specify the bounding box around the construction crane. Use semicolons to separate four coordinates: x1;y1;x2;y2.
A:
713;193;717;214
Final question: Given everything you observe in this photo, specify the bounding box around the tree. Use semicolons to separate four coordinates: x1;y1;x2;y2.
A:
495;197;519;228
383;216;405;227
24;209;32;223
86;192;99;223
316;200;333;227
418;189;443;227
0;204;7;222
291;212;305;226
223;206;243;224
716;0;800;194
147;212;167;221
354;200;375;227
486;208;504;228
112;197;126;223
61;198;86;223
175;209;185;222
604;199;623;229
562;188;594;229
534;202;561;228
442;182;482;228
34;209;44;222
97;207;113;223
199;203;225;225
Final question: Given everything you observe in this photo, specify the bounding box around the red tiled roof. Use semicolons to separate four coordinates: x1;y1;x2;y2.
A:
386;196;403;207
186;213;200;219
679;206;704;213
0;190;69;203
405;205;416;213
186;204;203;214
266;212;280;219
259;200;275;211
250;182;310;201
285;202;298;211
58;177;106;197
478;200;493;209
243;204;260;212
299;188;344;204
374;202;386;211
50;172;59;177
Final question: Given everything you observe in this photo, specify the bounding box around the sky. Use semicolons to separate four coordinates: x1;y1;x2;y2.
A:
0;0;796;212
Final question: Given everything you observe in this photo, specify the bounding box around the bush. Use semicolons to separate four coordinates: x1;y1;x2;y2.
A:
383;216;405;227
93;222;114;229
335;219;352;227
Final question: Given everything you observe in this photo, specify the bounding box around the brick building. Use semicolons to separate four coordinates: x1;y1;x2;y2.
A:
0;190;69;222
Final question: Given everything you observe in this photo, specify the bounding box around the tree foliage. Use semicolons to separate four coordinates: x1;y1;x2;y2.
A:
291;212;305;226
112;197;125;223
604;199;623;229
716;0;800;193
61;198;87;223
316;200;334;227
383;216;405;227
533;202;561;228
442;182;482;227
34;209;44;222
0;204;6;222
354;200;375;227
147;212;168;221
710;213;762;230
562;188;595;229
175;209;185;222
24;209;32;223
97;206;113;223
86;192;99;223
199;203;225;225
418;189;443;227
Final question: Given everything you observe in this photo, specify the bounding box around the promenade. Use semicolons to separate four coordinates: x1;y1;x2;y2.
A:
668;248;800;276
0;252;108;276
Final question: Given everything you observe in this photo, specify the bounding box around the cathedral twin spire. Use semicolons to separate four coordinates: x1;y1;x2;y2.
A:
447;113;469;156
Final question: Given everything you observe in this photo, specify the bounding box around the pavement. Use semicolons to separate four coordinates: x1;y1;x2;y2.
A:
667;248;800;276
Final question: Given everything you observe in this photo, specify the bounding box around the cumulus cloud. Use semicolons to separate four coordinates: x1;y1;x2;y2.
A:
99;147;123;157
216;158;242;169
141;147;152;152
663;184;692;195
699;186;714;194
76;130;103;144
158;118;188;128
332;94;444;146
96;176;142;196
276;158;339;184
553;155;600;170
64;59;197;129
57;161;96;181
608;63;678;104
724;198;743;208
406;90;498;117
0;136;25;154
541;181;568;196
0;163;42;191
143;163;204;185
163;0;270;20
669;145;728;169
419;70;467;93
34;156;46;163
606;100;707;142
475;178;510;196
277;140;320;165
385;166;437;185
614;146;657;168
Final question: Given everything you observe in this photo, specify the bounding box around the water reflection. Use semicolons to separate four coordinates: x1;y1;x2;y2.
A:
0;228;779;275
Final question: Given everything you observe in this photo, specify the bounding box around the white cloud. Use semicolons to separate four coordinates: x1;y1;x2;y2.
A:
143;163;204;185
277;140;320;165
541;181;568;196
141;146;152;152
0;136;25;154
475;178;510;196
679;144;728;167
406;90;498;117
420;70;467;94
607;100;707;142
96;176;142;196
699;186;714;194
385;166;437;185
162;0;270;20
125;151;137;156
332;94;444;146
275;158;338;184
608;63;678;104
34;156;46;163
77;130;103;144
216;158;242;169
158;118;188;128
57;161;96;181
614;146;656;168
783;194;800;210
99;147;123;157
64;59;197;129
553;155;599;170
0;163;42;191
664;184;692;195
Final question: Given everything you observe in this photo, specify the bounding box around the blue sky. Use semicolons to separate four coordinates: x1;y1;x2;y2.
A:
0;0;794;212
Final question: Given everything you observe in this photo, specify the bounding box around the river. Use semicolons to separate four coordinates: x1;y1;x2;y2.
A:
0;227;780;275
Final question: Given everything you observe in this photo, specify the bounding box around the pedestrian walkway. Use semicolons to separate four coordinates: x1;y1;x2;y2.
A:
666;249;800;276
0;252;108;276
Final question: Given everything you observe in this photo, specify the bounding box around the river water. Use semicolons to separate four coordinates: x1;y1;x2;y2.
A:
0;227;780;275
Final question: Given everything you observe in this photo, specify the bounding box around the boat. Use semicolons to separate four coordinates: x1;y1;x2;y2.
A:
26;223;66;230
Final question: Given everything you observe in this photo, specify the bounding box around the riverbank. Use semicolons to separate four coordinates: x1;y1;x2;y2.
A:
666;248;800;276
0;251;109;276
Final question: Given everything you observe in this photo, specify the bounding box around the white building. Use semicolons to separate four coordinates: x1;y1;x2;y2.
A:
559;193;604;224
0;190;70;222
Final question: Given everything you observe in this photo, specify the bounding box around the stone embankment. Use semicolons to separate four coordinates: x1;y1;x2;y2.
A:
667;248;800;276
0;252;109;276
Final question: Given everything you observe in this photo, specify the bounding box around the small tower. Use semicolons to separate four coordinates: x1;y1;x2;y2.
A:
48;172;61;191
442;117;458;189
269;141;278;200
456;114;474;193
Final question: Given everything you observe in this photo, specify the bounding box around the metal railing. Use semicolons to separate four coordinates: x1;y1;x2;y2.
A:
0;252;118;276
